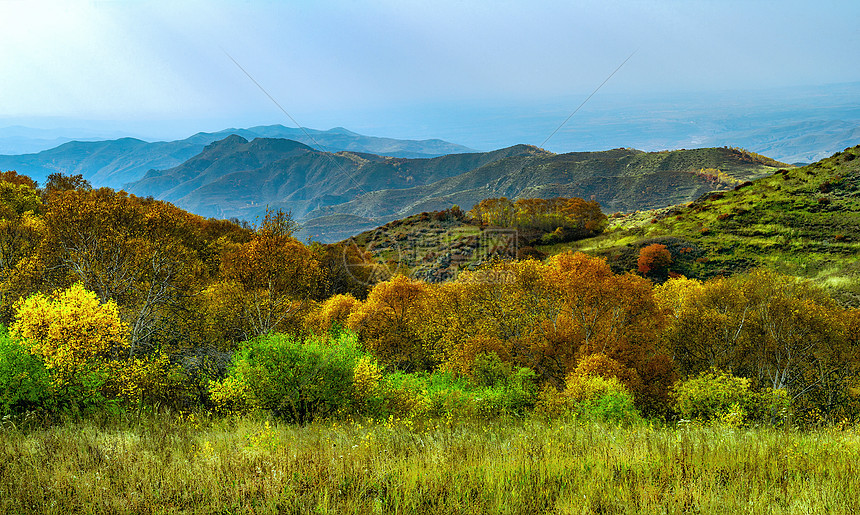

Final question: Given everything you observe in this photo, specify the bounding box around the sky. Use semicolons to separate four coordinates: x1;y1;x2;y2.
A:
0;0;858;148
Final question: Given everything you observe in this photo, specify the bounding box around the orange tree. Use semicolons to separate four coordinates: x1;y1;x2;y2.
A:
214;209;321;342
637;243;673;277
427;253;674;415
346;274;435;371
539;252;674;414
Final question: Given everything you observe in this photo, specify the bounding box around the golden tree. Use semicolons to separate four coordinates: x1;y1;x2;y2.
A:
347;274;435;370
42;188;203;353
10;283;129;393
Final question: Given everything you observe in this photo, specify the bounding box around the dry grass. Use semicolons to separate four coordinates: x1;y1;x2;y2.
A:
2;413;860;514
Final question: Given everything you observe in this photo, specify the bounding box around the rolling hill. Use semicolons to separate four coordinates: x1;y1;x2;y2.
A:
125;136;538;224
310;147;786;225
123;137;785;241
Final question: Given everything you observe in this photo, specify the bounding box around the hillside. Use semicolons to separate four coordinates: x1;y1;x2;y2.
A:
311;146;786;222
550;145;860;305
126;137;540;223
0;125;474;189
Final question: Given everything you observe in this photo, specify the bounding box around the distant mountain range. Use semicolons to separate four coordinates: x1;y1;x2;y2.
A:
122;136;786;242
0;125;475;189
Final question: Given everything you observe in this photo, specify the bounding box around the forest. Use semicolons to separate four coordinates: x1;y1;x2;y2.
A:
0;169;857;426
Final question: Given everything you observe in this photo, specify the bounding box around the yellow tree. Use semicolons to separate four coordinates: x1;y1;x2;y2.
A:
0;179;45;322
42;189;205;353
655;275;753;376
10;283;129;395
742;269;850;399
468;197;517;226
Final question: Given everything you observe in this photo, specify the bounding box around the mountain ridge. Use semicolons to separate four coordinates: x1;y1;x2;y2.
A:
0;125;475;189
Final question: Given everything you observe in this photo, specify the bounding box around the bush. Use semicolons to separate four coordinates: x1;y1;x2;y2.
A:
566;374;641;424
472;352;511;388
673;370;790;426
0;326;54;416
674;370;751;423
536;374;641;424
211;332;364;423
10;283;129;414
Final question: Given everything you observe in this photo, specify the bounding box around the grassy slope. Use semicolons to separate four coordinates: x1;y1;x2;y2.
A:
342;147;791;281
553;145;860;305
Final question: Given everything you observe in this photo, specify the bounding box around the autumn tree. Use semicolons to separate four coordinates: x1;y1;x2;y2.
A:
0;171;38;189
304;293;361;334
655;275;755;377
41;188;206;353
657;270;860;420
216;208;321;341
10;283;129;400
347;274;435;370
637;243;673;276
468;197;517;227
0;179;45;321
309;241;374;300
538;252;674;413
41;172;91;200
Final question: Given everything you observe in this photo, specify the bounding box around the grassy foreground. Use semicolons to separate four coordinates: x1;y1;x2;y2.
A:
3;415;860;514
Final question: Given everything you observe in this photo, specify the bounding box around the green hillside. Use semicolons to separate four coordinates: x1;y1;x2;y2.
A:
553;145;860;305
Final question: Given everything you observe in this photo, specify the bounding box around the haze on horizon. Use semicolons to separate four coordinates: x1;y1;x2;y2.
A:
1;0;858;153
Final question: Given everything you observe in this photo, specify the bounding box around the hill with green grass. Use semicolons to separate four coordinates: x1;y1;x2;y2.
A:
550;145;860;305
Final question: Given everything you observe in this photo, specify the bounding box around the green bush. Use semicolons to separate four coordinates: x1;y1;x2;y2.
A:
537;375;641;424
0;326;55;416
673;370;790;426
472;352;511;388
569;375;641;424
372;366;537;421
213;332;364;423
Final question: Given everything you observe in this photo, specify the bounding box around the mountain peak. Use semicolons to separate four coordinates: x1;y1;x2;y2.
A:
327;127;358;136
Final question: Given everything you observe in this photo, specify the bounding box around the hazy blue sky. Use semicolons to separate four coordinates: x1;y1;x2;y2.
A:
1;0;858;145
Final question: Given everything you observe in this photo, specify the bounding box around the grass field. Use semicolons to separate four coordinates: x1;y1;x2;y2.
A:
2;414;859;514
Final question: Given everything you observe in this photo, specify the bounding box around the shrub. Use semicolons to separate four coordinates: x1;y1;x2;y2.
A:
637;244;672;275
211;332;364;423
536;374;641;424
0;326;54;416
565;374;641;424
674;370;751;423
10;283;129;413
472;352;511;388
673;370;790;426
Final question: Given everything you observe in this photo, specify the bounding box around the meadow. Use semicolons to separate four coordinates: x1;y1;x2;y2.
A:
2;413;860;514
